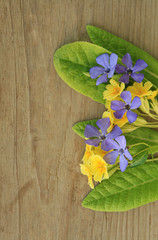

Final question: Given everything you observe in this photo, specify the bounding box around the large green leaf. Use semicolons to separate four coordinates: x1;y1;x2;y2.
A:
129;143;157;157
53;42;111;104
124;127;158;148
86;25;158;89
82;161;158;211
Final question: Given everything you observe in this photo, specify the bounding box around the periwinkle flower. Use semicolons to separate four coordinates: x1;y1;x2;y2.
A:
116;53;148;84
90;53;118;85
111;91;141;124
84;118;122;149
103;135;133;172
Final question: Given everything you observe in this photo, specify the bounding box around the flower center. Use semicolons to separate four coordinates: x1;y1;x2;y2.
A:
113;87;120;94
125;104;131;110
118;148;124;155
99;135;106;141
104;68;110;74
127;68;133;75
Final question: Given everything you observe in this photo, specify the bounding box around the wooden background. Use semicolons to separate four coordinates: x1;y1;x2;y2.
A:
1;0;158;239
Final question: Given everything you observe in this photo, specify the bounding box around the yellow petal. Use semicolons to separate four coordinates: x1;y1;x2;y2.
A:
103;170;109;179
88;175;94;189
127;82;152;98
88;155;108;182
120;82;125;91
93;171;103;182
93;145;107;158
103;79;125;100
147;90;158;100
110;79;119;87
82;144;94;163
80;164;90;175
144;81;153;91
105;100;112;110
106;84;115;91
80;164;94;189
103;90;115;100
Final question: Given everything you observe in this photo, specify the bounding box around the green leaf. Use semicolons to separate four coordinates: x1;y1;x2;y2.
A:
124;127;158;149
72;119;98;138
82;161;158;211
125;128;158;157
86;25;158;89
128;143;157;156
53;42;111;104
130;151;148;168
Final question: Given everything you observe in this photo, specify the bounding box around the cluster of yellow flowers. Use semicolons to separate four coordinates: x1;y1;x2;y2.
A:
80;79;158;188
80;145;109;188
103;79;158;131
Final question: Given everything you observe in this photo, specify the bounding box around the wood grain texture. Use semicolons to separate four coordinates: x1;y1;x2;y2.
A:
0;0;158;239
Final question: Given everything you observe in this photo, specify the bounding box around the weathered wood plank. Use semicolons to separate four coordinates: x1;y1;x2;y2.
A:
0;0;158;239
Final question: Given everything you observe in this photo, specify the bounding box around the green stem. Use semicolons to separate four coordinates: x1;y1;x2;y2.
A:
138;110;158;120
140;124;158;128
138;113;149;117
128;158;158;166
148;113;158;120
108;163;119;177
146;158;158;162
132;148;149;158
129;142;149;148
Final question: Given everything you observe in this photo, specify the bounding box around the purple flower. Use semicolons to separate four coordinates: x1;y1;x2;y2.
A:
103;136;133;172
90;53;118;85
84;118;122;149
111;91;141;124
116;53;148;84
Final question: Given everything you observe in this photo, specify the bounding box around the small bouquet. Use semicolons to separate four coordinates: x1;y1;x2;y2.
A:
54;26;158;212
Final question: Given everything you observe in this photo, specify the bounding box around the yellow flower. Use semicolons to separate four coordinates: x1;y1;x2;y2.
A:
82;144;108;162
147;90;158;101
105;100;112;110
127;81;153;98
103;79;125;100
88;155;109;182
82;144;94;163
80;164;94;189
80;145;109;188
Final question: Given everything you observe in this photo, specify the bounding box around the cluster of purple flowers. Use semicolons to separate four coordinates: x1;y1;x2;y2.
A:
86;52;148;172
85;118;132;172
90;52;148;85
